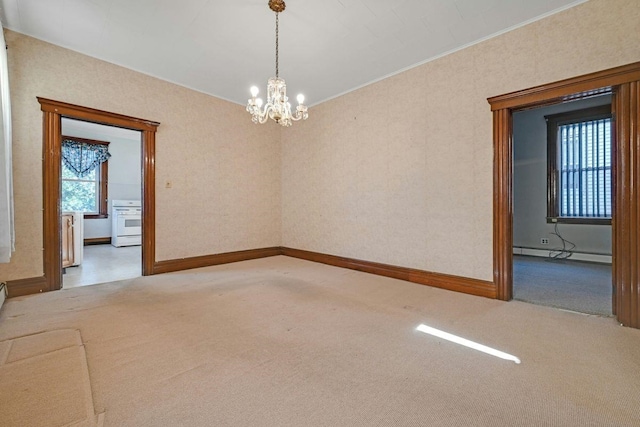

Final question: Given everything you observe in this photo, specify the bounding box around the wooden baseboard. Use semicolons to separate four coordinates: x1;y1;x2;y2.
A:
152;247;283;275
84;237;111;246
6;276;49;297
5;247;496;300
153;246;496;298
281;247;497;298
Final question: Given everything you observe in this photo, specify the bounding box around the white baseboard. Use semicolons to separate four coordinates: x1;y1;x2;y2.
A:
513;247;612;264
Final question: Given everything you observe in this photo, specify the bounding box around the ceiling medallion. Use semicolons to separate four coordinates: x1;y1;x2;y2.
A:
268;0;286;13
246;0;308;126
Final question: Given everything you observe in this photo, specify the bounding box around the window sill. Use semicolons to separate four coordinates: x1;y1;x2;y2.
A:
546;217;611;225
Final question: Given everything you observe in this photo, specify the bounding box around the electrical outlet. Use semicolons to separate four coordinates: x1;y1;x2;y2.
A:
540;238;549;245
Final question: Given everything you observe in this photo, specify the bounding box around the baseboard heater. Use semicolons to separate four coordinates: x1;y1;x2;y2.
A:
513;246;612;264
0;282;6;312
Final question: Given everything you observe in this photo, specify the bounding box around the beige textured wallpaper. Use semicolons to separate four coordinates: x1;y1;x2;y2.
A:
1;30;281;280
3;0;639;285
281;0;640;282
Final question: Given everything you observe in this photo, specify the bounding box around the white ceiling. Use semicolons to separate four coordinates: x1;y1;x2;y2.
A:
0;0;585;107
62;117;141;142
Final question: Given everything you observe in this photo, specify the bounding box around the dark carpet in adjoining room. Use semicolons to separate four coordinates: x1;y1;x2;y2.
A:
513;255;612;316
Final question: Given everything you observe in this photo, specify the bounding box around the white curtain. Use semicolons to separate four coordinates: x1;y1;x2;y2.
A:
0;23;14;263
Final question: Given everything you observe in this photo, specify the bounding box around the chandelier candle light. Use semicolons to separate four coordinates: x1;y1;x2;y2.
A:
246;0;308;126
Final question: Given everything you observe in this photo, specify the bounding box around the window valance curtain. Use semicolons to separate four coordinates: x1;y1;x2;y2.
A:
61;140;111;178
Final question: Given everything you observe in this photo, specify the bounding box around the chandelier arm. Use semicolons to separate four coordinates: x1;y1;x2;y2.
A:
291;112;305;121
258;104;273;124
291;104;308;121
247;100;271;124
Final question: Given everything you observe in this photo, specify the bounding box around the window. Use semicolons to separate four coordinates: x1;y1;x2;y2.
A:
546;105;612;224
61;136;109;219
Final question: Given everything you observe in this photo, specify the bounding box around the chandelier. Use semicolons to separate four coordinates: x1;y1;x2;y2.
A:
246;0;308;127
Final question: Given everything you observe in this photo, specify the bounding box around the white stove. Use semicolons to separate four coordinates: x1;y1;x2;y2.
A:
111;200;142;247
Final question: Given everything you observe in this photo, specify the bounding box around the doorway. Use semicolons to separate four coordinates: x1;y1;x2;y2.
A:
38;98;159;292
488;61;640;328
512;96;613;316
60;118;143;288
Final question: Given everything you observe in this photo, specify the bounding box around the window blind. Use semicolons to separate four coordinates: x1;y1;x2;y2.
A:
558;117;611;218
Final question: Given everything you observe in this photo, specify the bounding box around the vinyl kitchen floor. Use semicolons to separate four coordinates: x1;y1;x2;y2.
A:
63;244;141;288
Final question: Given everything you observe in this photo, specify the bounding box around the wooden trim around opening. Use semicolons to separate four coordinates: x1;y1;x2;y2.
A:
281;247;497;298
6;276;49;298
141;129;157;277
488;61;640;111
152;247;283;275
38;97;159;293
488;61;640;328
40;98;159;131
613;81;640;328
492;108;513;300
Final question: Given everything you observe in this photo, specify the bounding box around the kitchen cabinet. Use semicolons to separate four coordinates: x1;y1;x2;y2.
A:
62;213;75;268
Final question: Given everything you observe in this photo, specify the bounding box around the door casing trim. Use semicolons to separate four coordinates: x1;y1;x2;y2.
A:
488;61;640;328
38;97;159;291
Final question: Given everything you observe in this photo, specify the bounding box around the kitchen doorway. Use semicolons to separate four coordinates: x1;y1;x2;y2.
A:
38;98;159;293
60;118;143;288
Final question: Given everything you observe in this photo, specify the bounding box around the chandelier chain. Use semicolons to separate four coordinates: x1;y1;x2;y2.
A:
275;12;279;78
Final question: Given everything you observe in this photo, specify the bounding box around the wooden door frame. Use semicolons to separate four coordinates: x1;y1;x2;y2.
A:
38;98;160;292
488;62;640;328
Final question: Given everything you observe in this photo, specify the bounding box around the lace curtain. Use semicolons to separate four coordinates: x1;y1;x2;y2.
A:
61;140;111;178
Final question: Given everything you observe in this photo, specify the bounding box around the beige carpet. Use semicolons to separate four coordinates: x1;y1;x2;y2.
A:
1;255;639;426
0;329;104;427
